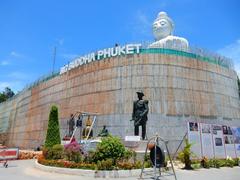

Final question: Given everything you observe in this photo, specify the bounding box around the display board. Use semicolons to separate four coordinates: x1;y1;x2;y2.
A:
187;122;240;159
212;125;225;158
200;123;214;158
187;122;202;158
222;125;236;158
232;127;240;157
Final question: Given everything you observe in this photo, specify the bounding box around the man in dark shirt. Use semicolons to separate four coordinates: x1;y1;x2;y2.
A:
68;114;75;136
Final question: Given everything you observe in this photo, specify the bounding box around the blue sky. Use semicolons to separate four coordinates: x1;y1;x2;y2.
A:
0;0;239;92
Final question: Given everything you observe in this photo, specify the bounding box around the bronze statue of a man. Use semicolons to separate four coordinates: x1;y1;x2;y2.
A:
131;91;149;140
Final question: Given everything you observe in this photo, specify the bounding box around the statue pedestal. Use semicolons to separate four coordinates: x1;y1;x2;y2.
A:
124;140;149;152
123;140;150;161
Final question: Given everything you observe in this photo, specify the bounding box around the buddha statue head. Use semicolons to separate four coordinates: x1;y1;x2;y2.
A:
152;12;174;41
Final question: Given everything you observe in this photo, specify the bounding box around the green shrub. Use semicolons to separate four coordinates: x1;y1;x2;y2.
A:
97;159;114;170
225;159;235;168
233;158;239;166
178;139;193;169
123;149;134;160
192;163;201;169
135;160;142;169
44;105;61;148
143;154;152;168
52;144;64;159
144;161;152;168
214;159;221;168
219;159;226;167
42;144;64;160
93;136;126;164
208;159;221;168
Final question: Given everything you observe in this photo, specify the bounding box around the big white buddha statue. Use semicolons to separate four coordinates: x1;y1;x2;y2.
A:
149;12;189;51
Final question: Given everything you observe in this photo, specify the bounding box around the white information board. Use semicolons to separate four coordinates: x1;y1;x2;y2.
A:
212;125;226;158
222;126;236;158
232;127;240;157
200;123;214;158
187;123;240;159
187;122;202;158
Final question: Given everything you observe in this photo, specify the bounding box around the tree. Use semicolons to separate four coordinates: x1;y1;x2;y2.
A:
178;139;194;170
0;87;15;103
3;87;15;98
0;93;7;103
44;105;61;148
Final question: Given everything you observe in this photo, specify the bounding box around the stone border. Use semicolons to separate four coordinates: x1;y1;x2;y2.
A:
35;160;145;178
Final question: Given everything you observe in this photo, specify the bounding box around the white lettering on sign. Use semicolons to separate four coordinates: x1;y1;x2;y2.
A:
60;44;142;74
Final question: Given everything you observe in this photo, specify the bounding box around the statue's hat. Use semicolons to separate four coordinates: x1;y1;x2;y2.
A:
136;90;144;96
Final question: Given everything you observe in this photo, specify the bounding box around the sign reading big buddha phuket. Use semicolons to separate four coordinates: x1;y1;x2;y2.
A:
60;44;142;74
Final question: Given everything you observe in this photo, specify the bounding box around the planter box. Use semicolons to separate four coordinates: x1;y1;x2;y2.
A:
35;160;144;178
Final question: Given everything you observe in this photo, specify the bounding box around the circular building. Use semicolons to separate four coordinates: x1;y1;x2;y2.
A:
0;12;239;151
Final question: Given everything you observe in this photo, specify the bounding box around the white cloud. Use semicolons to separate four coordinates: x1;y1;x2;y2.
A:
10;51;24;58
0;60;9;66
218;39;240;75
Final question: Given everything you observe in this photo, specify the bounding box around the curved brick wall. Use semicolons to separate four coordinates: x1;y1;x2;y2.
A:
0;49;240;149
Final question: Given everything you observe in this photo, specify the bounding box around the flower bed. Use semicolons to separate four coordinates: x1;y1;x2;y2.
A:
192;156;240;169
38;156;95;169
35;160;144;178
18;150;42;160
37;156;143;170
39;136;151;171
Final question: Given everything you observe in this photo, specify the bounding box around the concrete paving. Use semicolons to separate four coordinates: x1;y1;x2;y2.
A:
0;160;239;180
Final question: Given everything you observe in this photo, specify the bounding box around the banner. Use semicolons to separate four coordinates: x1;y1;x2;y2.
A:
222;126;236;158
232;127;240;157
0;148;19;160
187;122;202;158
200;123;214;158
212;125;225;158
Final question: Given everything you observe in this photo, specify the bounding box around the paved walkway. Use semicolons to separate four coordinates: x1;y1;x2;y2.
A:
0;160;239;180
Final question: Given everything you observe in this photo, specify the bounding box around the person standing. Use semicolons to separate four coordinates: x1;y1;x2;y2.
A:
68;114;75;136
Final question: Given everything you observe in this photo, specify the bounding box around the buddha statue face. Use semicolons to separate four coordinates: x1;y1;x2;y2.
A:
153;12;174;40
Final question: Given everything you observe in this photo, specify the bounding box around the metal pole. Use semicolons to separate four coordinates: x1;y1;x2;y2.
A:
172;132;187;160
70;127;78;142
140;137;155;179
86;115;96;140
154;136;157;180
52;46;56;75
80;125;82;142
165;140;177;180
